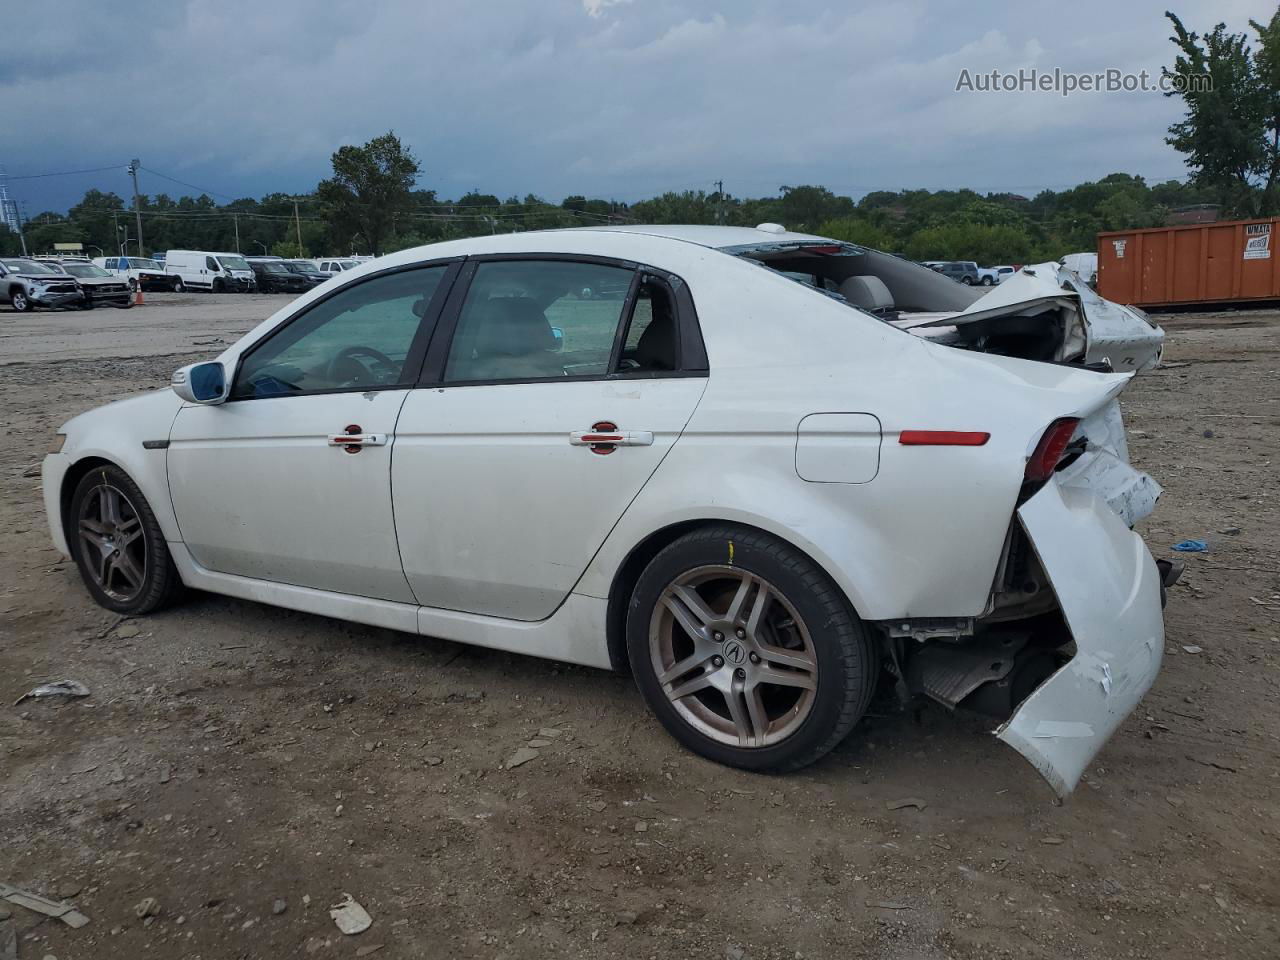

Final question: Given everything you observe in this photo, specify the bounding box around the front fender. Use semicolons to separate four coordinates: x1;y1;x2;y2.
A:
43;391;185;555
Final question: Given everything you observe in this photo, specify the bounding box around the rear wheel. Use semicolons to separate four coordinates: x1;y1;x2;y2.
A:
173;278;185;293
68;464;182;615
627;525;876;771
981;276;993;286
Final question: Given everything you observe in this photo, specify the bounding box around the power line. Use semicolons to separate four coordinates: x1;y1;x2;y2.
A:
138;165;241;202
8;164;124;181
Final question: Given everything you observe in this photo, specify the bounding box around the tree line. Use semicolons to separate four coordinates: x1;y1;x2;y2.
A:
0;166;1221;267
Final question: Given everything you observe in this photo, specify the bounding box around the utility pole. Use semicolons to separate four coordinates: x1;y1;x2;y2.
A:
714;180;725;225
293;200;304;256
233;213;241;253
127;159;144;255
112;210;119;255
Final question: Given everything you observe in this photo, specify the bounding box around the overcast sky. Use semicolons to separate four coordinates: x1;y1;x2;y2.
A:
4;0;1276;214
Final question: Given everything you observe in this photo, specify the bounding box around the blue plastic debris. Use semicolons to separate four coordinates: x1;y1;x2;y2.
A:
1172;539;1208;553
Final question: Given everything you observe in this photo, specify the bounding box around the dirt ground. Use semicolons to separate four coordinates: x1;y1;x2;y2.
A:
1;293;1278;960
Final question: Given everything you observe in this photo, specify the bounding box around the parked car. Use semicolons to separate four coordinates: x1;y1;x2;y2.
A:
993;265;1018;284
92;256;178;292
974;265;1003;285
310;257;360;278
164;251;256;292
41;224;1172;796
0;257;83;311
283;259;328;287
1060;252;1098;286
932;261;980;284
248;258;312;294
52;261;133;309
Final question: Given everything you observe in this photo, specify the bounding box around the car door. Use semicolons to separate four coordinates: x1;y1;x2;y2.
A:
392;256;708;621
167;261;458;602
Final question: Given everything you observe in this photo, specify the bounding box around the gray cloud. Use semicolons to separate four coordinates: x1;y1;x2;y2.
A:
5;0;1276;212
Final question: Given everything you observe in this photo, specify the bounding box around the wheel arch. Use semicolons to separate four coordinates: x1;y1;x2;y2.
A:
603;517;867;673
60;456;121;544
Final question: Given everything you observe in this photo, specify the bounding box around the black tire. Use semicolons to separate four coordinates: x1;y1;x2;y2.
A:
961;276;974;285
981;277;993;286
626;524;877;772
173;278;185;293
68;464;183;615
128;278;138;293
11;288;32;312
81;295;95;311
212;278;225;293
120;297;134;309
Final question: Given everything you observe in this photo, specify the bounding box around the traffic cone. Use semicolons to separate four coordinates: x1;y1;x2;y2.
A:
134;281;145;306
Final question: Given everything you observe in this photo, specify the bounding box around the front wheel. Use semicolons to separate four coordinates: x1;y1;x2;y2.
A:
212;278;225;293
81;295;95;311
981;277;993;286
627;525;877;771
173;278;185;293
68;464;182;615
11;289;32;312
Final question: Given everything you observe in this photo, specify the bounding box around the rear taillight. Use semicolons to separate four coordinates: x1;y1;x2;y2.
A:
1025;418;1080;483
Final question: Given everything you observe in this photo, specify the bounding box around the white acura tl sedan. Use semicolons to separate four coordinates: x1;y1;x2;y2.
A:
42;224;1176;795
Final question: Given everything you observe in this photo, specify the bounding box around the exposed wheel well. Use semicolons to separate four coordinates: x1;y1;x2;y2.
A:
604;518;863;673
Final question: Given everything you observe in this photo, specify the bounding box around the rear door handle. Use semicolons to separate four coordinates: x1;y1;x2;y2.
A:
570;422;653;455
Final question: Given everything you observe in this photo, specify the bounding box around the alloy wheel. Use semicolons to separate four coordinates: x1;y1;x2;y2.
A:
649;565;818;748
77;482;147;603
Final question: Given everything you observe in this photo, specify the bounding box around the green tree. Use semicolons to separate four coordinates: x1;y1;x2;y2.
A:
1164;9;1280;216
317;131;420;255
817;217;895;250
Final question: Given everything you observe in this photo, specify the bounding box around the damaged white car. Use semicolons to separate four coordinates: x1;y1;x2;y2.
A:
42;224;1174;796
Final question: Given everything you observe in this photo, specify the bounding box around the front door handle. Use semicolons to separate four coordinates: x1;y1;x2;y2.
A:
570;421;653;455
328;424;387;453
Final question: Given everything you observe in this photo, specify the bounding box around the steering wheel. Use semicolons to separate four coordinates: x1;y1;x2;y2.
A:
325;345;397;386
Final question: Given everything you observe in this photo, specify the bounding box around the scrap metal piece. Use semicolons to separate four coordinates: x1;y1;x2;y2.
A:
0;882;90;928
13;679;90;706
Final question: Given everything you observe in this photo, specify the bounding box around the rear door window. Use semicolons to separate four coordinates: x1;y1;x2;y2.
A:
443;259;635;383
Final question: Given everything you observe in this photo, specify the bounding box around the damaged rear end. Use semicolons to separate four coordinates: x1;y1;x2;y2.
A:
893;383;1175;797
726;233;1173;795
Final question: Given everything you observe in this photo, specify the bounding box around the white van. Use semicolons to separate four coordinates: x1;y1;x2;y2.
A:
309;257;360;278
1059;252;1098;286
164;251;256;292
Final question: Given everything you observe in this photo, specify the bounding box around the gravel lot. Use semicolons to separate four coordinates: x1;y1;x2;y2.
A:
1;292;1278;959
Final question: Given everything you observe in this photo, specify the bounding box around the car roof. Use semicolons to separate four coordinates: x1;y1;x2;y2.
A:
574;224;834;250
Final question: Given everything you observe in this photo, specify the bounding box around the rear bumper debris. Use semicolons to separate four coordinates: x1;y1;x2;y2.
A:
997;476;1164;796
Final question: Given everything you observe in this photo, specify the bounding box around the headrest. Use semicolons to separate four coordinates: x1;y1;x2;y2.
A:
473;298;555;356
838;275;894;311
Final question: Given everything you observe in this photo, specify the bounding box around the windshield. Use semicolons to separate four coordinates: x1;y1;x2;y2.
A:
218;255;251;271
262;262;289;274
1;259;57;275
127;258;162;270
65;264;112;278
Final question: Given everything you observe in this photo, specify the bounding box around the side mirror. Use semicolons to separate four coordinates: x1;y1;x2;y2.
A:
172;361;228;405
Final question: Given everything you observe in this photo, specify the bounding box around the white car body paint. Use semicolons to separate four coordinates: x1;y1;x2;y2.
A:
43;225;1169;794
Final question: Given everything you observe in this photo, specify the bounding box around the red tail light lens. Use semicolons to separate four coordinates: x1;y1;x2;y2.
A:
1025;418;1080;483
